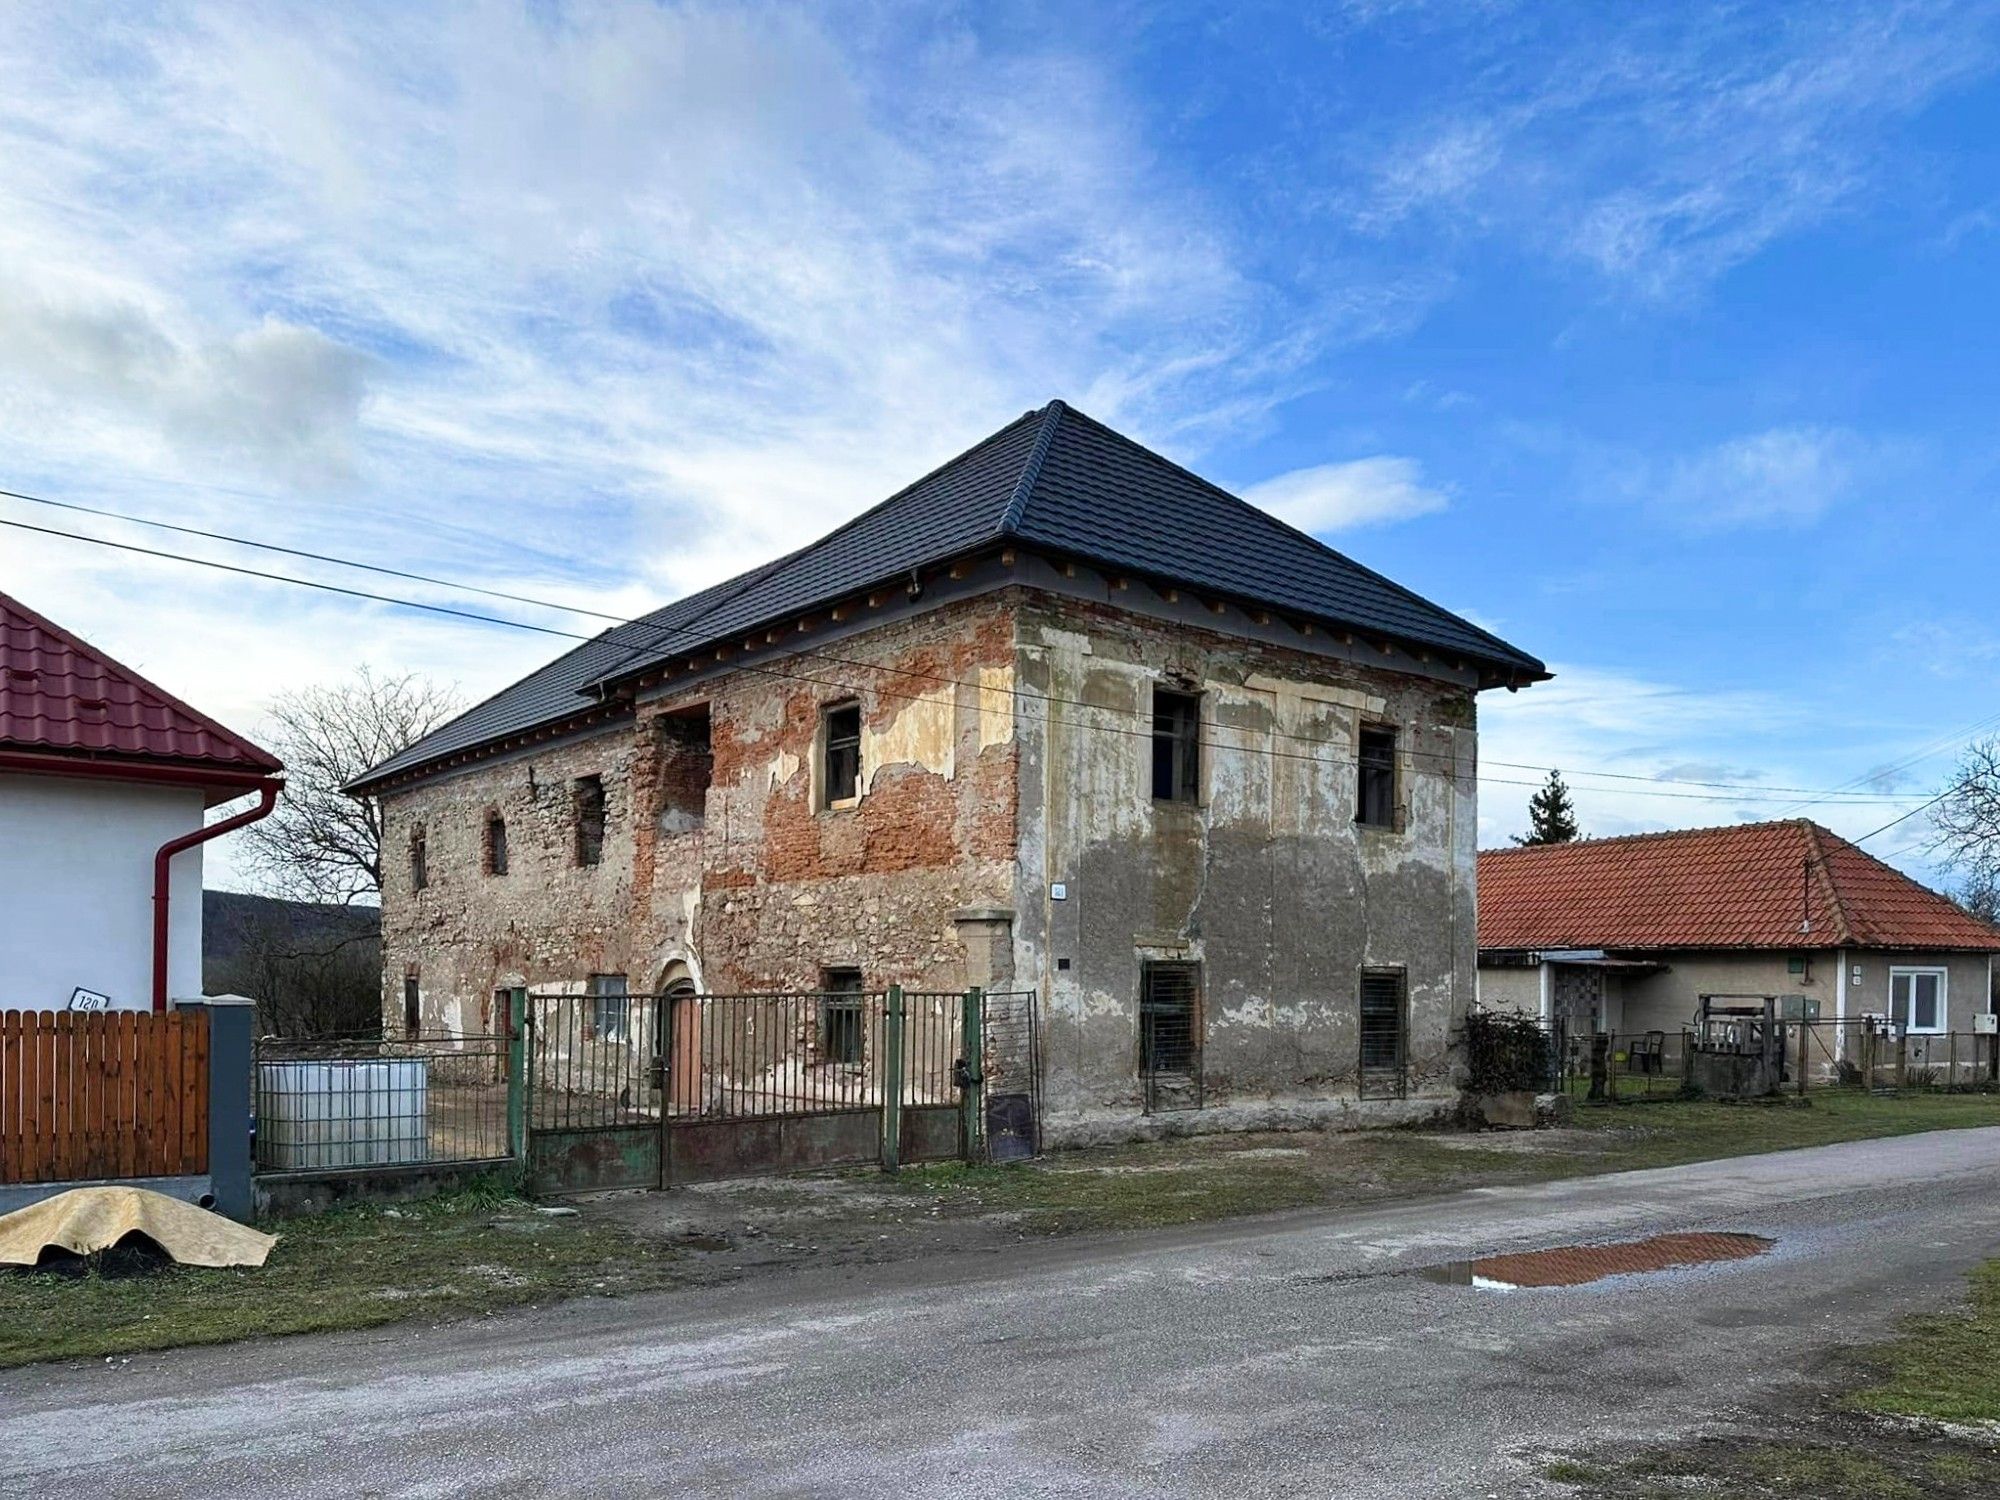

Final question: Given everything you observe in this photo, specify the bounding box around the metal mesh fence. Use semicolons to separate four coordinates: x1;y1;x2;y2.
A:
254;1031;509;1171
1516;1017;2000;1099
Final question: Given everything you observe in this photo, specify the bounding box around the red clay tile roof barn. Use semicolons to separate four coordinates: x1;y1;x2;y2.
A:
352;399;1547;794
1478;819;2000;954
0;588;280;798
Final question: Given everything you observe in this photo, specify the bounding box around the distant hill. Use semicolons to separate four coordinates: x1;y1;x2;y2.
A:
203;890;379;968
203;891;381;1035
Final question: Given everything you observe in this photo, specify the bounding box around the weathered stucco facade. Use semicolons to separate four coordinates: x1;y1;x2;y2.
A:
381;578;1485;1139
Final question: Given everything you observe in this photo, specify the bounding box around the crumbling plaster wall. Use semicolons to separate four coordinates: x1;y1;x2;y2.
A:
1011;591;1479;1136
378;595;1020;1029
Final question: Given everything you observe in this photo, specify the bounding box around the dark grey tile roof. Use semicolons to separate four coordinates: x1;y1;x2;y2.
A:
353;400;1544;791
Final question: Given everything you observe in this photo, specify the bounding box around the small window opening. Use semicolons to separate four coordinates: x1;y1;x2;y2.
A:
403;972;421;1039
1359;968;1407;1087
589;973;630;1042
656;709;713;835
1140;962;1200;1074
823;703;862;806
410;828;429;891
1357;725;1398;829
1151;687;1201;803
574;775;606;866
820;967;865;1064
485;813;509;875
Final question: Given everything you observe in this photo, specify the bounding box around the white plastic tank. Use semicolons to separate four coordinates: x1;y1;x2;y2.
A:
258;1058;431;1169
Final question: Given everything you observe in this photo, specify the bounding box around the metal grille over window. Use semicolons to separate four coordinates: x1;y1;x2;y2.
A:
588;973;630;1043
824;703;861;804
1357;725;1397;828
1151;687;1201;803
1140;961;1203;1113
1359;967;1408;1098
820;968;865;1064
574;775;606;865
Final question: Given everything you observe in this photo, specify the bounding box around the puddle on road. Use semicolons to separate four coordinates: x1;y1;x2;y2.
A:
1417;1231;1774;1290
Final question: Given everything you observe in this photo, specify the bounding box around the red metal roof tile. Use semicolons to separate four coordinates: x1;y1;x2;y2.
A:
0;589;280;774
1478;820;2000;954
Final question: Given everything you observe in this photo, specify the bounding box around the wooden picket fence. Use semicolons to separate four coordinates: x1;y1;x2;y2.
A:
0;1010;210;1186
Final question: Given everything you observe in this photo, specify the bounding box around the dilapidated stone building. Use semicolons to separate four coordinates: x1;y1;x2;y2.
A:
351;401;1545;1140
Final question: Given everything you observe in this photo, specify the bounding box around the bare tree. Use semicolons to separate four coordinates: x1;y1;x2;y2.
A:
1932;736;2000;914
242;667;464;904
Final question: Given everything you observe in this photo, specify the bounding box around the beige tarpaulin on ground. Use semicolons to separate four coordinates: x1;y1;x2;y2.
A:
0;1187;276;1268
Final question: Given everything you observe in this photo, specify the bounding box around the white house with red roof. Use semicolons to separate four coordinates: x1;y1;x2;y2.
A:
0;589;283;1013
1477;820;2000;1046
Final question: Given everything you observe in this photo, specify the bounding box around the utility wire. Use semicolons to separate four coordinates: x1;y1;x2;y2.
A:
3;484;1950;804
0;484;1828;793
0;505;1931;807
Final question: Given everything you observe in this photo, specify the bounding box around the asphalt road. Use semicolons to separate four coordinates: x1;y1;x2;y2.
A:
7;1127;2000;1499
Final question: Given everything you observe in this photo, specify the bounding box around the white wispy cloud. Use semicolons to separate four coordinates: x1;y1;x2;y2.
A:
1241;456;1448;533
1652;426;1864;530
1475;663;1930;851
1338;2;2000;296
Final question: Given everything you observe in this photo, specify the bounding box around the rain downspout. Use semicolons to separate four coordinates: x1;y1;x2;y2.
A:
152;781;282;1012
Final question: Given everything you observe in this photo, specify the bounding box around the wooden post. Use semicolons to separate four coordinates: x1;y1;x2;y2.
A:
1896;1030;1909;1091
880;985;905;1172
1797;1019;1810;1097
1949;1031;1958;1092
1587;1033;1610;1102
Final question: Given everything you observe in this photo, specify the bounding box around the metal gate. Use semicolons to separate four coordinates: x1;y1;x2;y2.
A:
524;986;1025;1196
979;988;1043;1161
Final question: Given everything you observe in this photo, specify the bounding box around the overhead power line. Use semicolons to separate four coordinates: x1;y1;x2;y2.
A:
0;499;1937;808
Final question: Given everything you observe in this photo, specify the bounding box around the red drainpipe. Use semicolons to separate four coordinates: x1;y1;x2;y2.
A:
152;781;283;1013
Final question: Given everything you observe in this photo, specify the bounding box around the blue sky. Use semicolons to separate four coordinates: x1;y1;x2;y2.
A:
1;1;1997;887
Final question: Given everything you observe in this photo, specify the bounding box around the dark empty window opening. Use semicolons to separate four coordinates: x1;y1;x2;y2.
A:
1152;687;1201;803
656;709;713;835
485;813;509;875
1357;725;1398;829
1140;962;1201;1075
574;775;607;866
410;829;429;891
820;967;865;1064
403;972;421;1039
1359;968;1407;1080
589;973;630;1042
823;703;862;807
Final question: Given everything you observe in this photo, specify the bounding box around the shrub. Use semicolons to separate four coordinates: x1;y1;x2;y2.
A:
1463;1010;1554;1094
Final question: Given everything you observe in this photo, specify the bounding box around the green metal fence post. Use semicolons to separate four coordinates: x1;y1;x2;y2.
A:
881;985;905;1172
507;986;528;1162
960;986;984;1163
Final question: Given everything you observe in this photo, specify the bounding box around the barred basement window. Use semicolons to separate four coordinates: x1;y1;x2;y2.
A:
823;703;862;806
485;813;509;875
1151;687;1201;804
574;775;606;866
1359;967;1407;1078
1356;725;1398;829
820;967;865;1064
410;828;429;891
1140;962;1201;1074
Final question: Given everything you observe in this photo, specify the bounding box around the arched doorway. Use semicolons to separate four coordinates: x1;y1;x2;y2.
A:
654;959;701;1115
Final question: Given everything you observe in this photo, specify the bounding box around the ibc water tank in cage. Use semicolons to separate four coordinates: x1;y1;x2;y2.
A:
257;1058;431;1169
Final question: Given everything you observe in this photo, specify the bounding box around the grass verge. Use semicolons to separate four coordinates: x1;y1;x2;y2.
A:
889;1091;2000;1235
0;1177;684;1369
1544;1254;2000;1498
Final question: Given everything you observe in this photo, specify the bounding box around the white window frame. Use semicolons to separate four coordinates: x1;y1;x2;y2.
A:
1889;965;1948;1035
